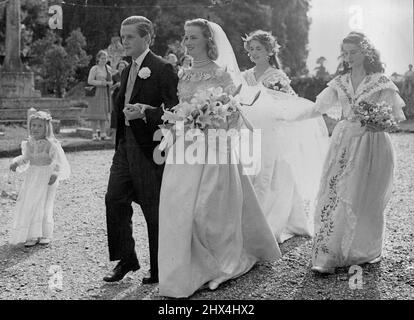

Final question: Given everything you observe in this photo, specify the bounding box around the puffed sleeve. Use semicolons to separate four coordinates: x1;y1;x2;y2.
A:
87;66;103;86
314;86;342;120
12;141;30;172
49;141;71;181
378;88;406;122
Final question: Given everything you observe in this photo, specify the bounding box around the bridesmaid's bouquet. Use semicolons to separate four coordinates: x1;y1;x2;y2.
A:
352;101;398;132
262;74;294;95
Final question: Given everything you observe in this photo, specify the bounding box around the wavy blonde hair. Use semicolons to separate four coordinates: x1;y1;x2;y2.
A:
184;18;218;60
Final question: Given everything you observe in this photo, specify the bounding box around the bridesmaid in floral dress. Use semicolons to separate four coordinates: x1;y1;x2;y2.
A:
305;32;406;273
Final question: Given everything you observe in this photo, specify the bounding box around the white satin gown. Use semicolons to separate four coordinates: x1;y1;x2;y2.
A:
240;67;330;243
158;66;281;298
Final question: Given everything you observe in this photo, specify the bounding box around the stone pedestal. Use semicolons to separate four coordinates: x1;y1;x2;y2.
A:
0;98;88;124
0;0;87;126
0;71;41;98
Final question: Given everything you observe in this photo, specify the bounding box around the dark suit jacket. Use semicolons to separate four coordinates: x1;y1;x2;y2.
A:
114;51;179;161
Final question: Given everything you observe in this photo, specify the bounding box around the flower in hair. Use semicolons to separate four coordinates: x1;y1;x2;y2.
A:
29;110;53;121
360;39;375;63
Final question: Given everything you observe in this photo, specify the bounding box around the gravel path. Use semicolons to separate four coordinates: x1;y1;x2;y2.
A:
0;133;413;300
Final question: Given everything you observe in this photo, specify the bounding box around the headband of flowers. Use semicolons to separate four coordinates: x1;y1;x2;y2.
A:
242;32;280;56
28;109;53;122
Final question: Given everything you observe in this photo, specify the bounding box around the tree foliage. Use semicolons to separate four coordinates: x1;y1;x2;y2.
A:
61;0;310;75
2;0;311;79
314;56;330;80
30;28;91;97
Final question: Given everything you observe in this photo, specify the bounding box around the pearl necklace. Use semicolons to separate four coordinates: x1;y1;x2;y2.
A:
192;59;212;68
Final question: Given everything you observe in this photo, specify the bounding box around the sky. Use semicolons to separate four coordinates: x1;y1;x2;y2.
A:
307;0;414;75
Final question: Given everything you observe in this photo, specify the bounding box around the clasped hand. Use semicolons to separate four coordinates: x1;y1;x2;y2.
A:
123;103;146;121
123;103;155;121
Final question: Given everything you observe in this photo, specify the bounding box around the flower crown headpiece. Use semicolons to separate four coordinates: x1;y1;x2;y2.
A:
28;108;53;122
242;32;280;56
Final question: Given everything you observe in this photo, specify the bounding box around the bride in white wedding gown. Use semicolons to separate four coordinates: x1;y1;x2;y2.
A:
240;31;330;243
158;20;281;299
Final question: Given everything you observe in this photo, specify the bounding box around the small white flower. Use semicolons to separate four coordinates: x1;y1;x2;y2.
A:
177;68;184;78
138;67;151;79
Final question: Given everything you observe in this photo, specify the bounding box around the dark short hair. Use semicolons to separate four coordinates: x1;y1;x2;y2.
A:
116;60;129;69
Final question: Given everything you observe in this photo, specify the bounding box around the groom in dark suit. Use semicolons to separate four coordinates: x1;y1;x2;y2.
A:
103;16;178;283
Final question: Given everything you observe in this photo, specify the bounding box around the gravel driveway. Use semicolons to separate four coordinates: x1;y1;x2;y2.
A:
0;133;413;300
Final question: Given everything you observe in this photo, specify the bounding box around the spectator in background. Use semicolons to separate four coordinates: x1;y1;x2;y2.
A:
109;60;129;137
177;54;193;77
166;53;179;72
180;54;193;68
403;64;414;96
86;50;113;141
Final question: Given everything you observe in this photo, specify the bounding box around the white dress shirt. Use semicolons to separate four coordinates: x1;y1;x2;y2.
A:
125;48;150;125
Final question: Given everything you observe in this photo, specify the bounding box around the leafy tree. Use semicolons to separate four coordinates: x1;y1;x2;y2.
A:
0;4;7;57
314;56;330;79
4;0;311;81
43;44;73;97
30;29;91;97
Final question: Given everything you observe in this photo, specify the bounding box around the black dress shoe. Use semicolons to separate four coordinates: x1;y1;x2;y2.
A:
142;271;158;284
103;261;140;282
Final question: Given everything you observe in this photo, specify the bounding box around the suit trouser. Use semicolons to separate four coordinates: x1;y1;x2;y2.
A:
105;127;163;276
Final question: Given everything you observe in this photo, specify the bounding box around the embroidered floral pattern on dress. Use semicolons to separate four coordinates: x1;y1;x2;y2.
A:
178;67;233;103
332;74;395;108
178;68;225;82
313;147;348;257
355;75;390;102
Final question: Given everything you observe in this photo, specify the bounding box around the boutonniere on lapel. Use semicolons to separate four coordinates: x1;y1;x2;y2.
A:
138;67;151;79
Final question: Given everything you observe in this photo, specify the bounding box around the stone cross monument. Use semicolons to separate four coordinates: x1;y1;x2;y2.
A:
0;0;86;124
0;0;40;98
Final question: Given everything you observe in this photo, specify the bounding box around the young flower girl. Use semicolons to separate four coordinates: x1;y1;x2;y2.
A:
9;109;70;247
